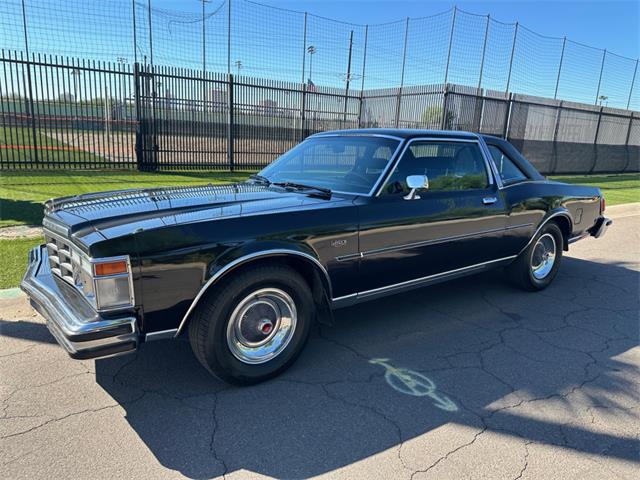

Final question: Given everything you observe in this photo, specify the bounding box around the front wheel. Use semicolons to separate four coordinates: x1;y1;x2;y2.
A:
188;264;314;384
507;222;563;291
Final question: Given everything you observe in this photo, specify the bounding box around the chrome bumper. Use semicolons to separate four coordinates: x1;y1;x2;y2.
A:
590;216;612;239
569;216;612;244
20;246;139;360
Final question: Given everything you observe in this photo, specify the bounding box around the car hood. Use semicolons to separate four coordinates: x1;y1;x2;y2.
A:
43;183;352;244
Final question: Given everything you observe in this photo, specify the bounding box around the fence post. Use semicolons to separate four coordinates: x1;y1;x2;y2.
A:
503;93;513;139
343;30;353;125
133;62;144;170
627;59;638;110
550;101;563;174
477;14;490;92
147;0;153;68
443;7;457;85
227;0;232;75
227;73;234;171
554;37;566;99
300;12;307;140
441;85;450;130
132;0;137;65
395;17;409;128
590;106;604;173
505;22;518;93
622;112;634;172
594;49;606;105
20;0;38;163
358;24;368;128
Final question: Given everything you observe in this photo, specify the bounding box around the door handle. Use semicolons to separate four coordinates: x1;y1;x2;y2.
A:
482;196;497;205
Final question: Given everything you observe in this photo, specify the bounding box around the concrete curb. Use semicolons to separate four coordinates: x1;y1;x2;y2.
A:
0;287;25;299
606;202;640;219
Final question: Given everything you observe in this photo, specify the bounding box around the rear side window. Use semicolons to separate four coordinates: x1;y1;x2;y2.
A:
383;141;489;195
488;145;528;184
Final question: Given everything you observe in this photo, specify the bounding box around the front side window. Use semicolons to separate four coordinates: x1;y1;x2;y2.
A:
487;145;528;185
382;141;489;195
258;136;400;194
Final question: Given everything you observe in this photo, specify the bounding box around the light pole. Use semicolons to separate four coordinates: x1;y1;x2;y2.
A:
234;59;242;75
598;95;608;106
307;45;316;83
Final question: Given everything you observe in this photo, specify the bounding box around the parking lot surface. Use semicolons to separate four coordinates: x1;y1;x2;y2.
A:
1;206;638;479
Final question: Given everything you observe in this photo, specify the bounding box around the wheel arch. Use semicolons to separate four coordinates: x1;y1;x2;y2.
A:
175;249;333;337
519;210;573;255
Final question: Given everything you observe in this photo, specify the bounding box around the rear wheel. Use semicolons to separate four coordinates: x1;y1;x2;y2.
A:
507;222;563;291
188;264;314;384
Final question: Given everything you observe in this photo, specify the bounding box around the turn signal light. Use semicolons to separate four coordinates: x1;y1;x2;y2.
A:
94;260;128;276
600;196;606;213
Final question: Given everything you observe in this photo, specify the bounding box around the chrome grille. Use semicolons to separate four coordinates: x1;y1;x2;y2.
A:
43;229;95;304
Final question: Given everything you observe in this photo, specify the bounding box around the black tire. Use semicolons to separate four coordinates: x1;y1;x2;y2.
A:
507;222;564;291
188;263;314;385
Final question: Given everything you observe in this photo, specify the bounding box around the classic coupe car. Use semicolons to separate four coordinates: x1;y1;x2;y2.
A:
22;129;611;384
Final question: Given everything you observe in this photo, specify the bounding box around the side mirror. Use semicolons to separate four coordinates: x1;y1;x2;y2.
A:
404;175;429;200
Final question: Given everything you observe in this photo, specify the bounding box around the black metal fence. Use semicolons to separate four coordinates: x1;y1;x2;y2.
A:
2;0;639;110
1;51;638;173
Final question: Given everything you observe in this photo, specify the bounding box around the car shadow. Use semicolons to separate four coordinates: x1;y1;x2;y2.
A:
17;256;640;478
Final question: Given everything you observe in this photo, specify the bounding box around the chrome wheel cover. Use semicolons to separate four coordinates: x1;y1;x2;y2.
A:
531;233;556;280
226;288;297;364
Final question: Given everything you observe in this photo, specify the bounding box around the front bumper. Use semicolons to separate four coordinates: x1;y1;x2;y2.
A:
20;246;139;360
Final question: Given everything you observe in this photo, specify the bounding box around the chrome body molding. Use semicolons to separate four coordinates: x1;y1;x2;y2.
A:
518;211;573;255
145;328;178;342
174;249;332;337
332;255;517;308
335;223;532;262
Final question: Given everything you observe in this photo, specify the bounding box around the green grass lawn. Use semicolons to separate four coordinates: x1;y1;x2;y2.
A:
550;173;640;206
0;237;43;289
0;170;253;228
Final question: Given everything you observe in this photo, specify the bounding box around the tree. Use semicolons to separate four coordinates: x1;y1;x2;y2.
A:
421;105;455;129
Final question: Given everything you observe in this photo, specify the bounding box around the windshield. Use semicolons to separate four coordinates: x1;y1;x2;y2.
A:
257;135;401;195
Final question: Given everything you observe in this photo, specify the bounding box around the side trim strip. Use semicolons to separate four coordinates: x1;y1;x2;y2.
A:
360;223;532;258
332;255;517;306
335;223;532;262
174;249;332;337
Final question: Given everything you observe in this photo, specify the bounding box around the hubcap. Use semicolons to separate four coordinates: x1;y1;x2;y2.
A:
531;233;556;280
226;288;297;364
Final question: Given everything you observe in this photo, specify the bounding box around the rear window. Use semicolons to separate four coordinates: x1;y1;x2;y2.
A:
488;145;528;184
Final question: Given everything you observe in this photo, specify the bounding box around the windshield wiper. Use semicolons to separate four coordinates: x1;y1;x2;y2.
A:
272;181;332;198
249;174;272;185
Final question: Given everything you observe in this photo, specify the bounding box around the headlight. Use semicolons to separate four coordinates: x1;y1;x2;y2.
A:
92;258;134;311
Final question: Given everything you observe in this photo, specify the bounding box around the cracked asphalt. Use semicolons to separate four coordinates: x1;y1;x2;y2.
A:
1;205;639;480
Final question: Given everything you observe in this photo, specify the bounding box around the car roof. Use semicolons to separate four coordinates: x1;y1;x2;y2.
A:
311;128;481;140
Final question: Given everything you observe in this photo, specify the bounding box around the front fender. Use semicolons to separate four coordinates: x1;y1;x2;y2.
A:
174;242;332;337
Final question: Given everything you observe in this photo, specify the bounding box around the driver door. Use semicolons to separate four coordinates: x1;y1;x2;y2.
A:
357;139;510;293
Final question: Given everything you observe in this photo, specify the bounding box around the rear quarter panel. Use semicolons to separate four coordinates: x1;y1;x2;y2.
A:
501;180;601;254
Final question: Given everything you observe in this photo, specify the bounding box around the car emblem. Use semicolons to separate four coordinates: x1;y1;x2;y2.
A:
331;239;347;248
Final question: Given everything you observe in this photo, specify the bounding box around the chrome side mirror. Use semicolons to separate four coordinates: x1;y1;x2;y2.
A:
403;175;429;200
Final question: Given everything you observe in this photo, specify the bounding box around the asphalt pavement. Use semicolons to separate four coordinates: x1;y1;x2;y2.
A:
1;204;638;479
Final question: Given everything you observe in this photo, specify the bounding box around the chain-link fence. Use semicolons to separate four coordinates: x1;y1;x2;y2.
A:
0;0;637;109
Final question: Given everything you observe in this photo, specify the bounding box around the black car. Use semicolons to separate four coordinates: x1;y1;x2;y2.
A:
22;129;612;384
